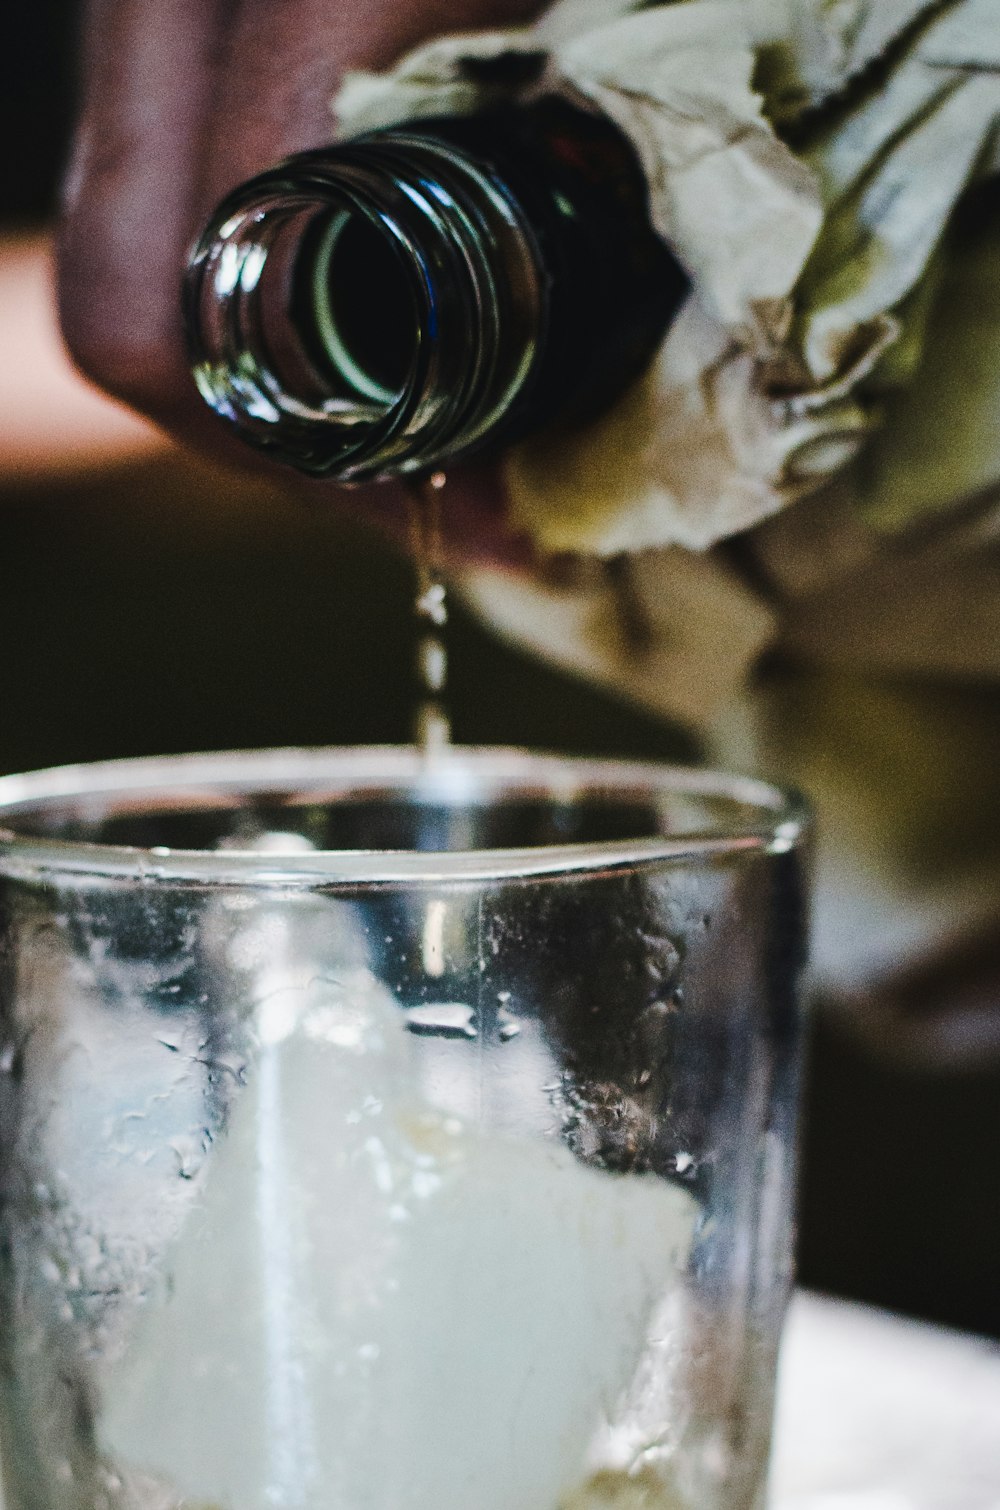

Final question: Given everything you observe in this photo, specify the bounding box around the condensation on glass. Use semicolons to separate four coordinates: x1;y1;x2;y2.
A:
0;748;809;1510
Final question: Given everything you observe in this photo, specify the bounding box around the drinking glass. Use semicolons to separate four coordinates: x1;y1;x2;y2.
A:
0;747;809;1510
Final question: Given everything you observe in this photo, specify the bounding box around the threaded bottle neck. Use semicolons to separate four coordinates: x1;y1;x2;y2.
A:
184;100;689;482
185;132;545;481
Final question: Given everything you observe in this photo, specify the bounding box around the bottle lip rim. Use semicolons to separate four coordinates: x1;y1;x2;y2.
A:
183;167;438;477
0;746;810;885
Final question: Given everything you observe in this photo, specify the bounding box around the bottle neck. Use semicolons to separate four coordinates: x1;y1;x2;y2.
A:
184;100;687;482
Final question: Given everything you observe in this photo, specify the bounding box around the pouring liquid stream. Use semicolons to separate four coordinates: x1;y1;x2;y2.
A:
406;471;452;760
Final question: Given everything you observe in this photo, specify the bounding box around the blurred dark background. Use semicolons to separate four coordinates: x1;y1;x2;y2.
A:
2;1;998;1341
3;2;78;224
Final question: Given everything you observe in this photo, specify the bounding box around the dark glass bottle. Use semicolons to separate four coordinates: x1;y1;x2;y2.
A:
184;96;689;482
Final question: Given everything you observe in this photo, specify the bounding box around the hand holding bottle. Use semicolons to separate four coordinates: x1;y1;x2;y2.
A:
56;0;546;554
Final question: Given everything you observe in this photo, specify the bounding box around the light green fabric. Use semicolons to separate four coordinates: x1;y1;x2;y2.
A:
336;0;1000;555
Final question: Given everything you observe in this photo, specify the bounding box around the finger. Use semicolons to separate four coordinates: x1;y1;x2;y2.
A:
58;0;225;426
197;0;549;216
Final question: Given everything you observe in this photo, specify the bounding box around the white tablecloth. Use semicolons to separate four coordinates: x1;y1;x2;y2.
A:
2;1290;998;1506
772;1292;1000;1510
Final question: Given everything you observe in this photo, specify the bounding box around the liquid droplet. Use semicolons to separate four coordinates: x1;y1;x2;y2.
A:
414;700;451;759
416;581;448;629
404;1002;477;1039
407;473;451;760
640;936;681;984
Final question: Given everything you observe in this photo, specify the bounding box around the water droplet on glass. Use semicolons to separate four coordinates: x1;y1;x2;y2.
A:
403;1003;477;1039
497;1006;522;1041
170;1132;208;1180
641;937;681;983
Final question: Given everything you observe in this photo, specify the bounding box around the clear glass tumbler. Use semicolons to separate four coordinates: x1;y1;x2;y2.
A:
0;748;809;1510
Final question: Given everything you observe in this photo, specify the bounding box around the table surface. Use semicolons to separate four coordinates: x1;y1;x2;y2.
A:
772;1291;1000;1509
1;1290;997;1508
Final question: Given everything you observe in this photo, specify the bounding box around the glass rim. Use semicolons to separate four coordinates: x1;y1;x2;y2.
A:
0;746;809;885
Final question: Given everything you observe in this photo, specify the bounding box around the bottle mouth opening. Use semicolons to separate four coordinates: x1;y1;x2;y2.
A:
184;140;545;483
309;208;417;405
